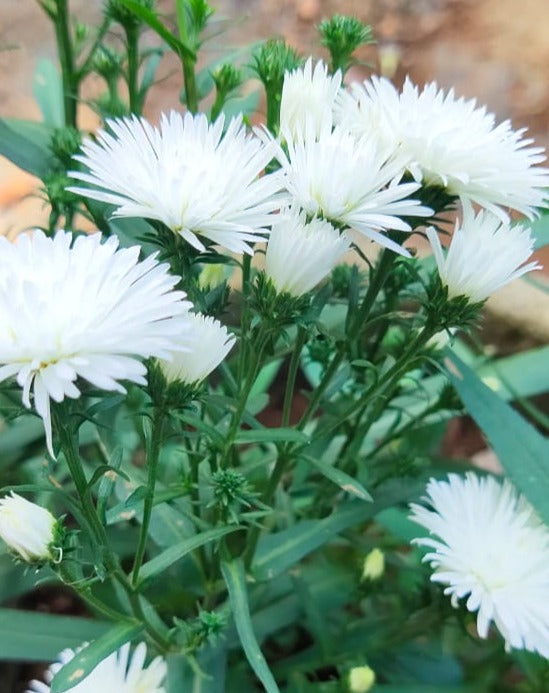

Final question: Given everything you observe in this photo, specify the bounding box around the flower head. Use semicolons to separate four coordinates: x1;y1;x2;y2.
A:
337;76;549;220
159;312;235;386
265;208;351;296
271;121;432;256
280;57;342;138
26;641;167;692
0;230;192;455
427;206;540;303
0;493;60;563
70;112;283;254
410;473;549;658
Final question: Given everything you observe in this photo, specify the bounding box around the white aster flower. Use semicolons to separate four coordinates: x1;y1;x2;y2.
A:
0;493;60;563
280;57;342;139
271;121;432;256
159;312;235;385
70;111;284;254
27;641;167;692
410;473;549;658
336;76;549;220
427;206;540;303
265;208;351;296
0;230;192;455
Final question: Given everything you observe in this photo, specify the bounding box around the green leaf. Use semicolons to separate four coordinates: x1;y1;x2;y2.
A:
0;609;111;661
33;58;64;126
50;621;143;693
446;350;549;524
253;494;402;581
116;0;195;60
221;558;279;693
235;428;308;445
0;118;55;177
139;526;242;583
476;345;549;399
527;214;549;249
303;455;372;501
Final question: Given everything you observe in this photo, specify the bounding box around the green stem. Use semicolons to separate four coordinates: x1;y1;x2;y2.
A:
53;0;78;127
125;24;141;114
297;345;344;429
183;58;198;113
220;331;270;467
281;327;307;427
132;407;166;586
347;249;397;340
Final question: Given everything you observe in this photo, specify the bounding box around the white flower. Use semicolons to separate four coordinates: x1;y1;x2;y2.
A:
0;493;59;563
427;206;540;303
0;230;192;455
410;473;549;658
159;312;235;385
265;208;351;296
70;112;284;255
26;641;167;692
280;57;342;138
271;121;432;256
336;76;549;220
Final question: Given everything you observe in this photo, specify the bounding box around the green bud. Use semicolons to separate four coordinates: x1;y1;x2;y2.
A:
361;548;385;582
50;127;82;167
251;39;302;132
347;666;376;693
105;0;155;29
213;64;243;98
92;45;124;80
318;14;374;75
187;0;215;34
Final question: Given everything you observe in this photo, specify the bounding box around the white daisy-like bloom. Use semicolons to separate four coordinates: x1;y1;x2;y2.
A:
0;493;59;563
270;121;432;256
427;205;540;303
70;111;284;255
0;230;192;455
265;208;351;296
280;57;342;139
159;312;235;385
410;473;549;658
26;641;167;692
336;76;549;220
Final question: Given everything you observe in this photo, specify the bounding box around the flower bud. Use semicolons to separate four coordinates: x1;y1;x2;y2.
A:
361;548;385;582
159;312;235;386
0;493;61;564
348;665;376;693
265;207;351;297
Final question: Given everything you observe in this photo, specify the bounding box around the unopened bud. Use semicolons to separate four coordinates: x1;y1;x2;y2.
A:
0;493;62;564
361;547;384;582
348;666;375;693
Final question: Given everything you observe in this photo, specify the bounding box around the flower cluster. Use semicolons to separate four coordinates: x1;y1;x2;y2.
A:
410;473;549;658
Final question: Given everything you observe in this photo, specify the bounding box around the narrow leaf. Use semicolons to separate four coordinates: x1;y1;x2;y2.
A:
33;58;64;126
116;0;195;60
140;526;242;582
221;558;279;693
0;609;111;661
446;350;549;525
50;621;143;693
0;118;55;177
304;455;372;501
235;428;308;444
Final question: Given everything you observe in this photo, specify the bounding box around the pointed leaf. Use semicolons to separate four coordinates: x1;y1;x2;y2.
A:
50;621;143;693
139;526;242;583
221;558;279;693
445;350;549;525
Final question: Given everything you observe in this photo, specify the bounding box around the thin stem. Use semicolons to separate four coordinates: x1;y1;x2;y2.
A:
53;0;78;127
125;24;141;114
347;249;397;340
182;59;199;113
297;345;344;429
281;327;307;427
132;407;166;586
